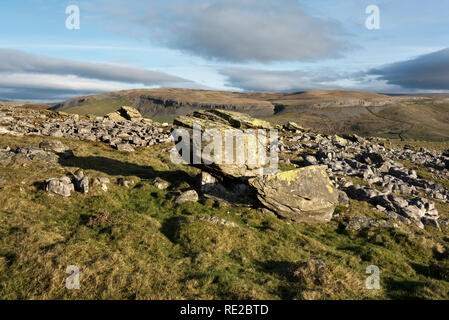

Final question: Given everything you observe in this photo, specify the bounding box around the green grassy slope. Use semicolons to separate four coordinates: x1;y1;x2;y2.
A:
262;102;449;142
61;98;134;116
1;134;449;299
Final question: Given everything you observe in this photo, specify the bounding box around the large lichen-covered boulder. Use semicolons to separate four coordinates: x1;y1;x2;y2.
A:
173;109;275;180
248;166;339;222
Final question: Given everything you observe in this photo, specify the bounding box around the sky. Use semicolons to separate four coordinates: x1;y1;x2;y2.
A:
0;0;448;101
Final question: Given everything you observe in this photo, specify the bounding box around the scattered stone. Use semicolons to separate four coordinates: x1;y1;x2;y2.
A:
39;140;69;153
197;216;237;228
74;173;89;194
283;122;305;132
152;177;169;189
118;178;134;188
337;190;350;207
0;150;14;166
45;176;74;197
175;190;199;205
0;106;172;151
93;177;110;191
105;111;126;122
116;143;135;152
439;219;449;227
346;214;396;231
421;217;440;230
304;155;318;165
0;127;11;134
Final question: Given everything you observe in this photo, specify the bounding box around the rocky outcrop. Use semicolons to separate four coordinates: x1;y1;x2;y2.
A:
135;95;275;118
280;126;449;227
0;106;172;149
248;166;339;222
0;146;59;167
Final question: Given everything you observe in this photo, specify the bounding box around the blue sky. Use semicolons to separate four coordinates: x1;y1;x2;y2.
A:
1;0;449;101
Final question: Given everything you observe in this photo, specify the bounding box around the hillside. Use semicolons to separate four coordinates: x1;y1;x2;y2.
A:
51;89;449;141
1;105;449;299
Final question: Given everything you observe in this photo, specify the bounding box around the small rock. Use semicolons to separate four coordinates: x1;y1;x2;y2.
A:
337;190;350;207
118;178;134;188
153;177;169;189
175;190;199;205
39;140;69;153
197;216;237;228
421;217;440;230
304;155;318;165
116;143;135;152
93;177;110;191
45;176;74;197
75;176;89;194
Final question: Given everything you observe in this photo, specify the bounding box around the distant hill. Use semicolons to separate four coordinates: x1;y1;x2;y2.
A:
50;88;449;141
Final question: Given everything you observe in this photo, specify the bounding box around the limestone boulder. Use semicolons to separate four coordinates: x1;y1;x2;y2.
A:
173;109;275;180
45;176;75;197
248;166;339;222
119;106;143;121
39;140;69;153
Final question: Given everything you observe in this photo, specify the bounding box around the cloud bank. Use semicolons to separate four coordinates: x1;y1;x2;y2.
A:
0;48;198;101
96;0;349;63
220;67;343;91
367;48;449;90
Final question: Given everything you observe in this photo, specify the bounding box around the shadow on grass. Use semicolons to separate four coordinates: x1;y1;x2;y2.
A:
383;277;428;299
59;155;196;189
160;216;189;244
255;260;300;299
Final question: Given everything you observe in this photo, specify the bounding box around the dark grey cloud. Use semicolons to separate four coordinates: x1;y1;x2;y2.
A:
367;48;449;90
95;0;349;63
220;67;343;91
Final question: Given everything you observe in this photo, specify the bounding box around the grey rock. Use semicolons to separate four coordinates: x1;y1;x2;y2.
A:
39;140;69;153
153;177;169;189
175;190;199;205
116;143;135;152
421;217;440;229
45;176;75;197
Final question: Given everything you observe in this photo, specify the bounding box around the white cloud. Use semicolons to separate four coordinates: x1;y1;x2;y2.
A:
220;67;344;91
0;48;201;101
93;0;350;63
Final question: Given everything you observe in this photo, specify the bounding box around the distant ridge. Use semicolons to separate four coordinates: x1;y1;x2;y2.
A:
49;88;449;141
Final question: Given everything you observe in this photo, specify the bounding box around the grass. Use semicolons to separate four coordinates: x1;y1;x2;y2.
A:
1;134;449;299
62;98;134;116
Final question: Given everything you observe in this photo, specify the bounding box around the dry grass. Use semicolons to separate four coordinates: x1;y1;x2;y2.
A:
1;133;449;299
